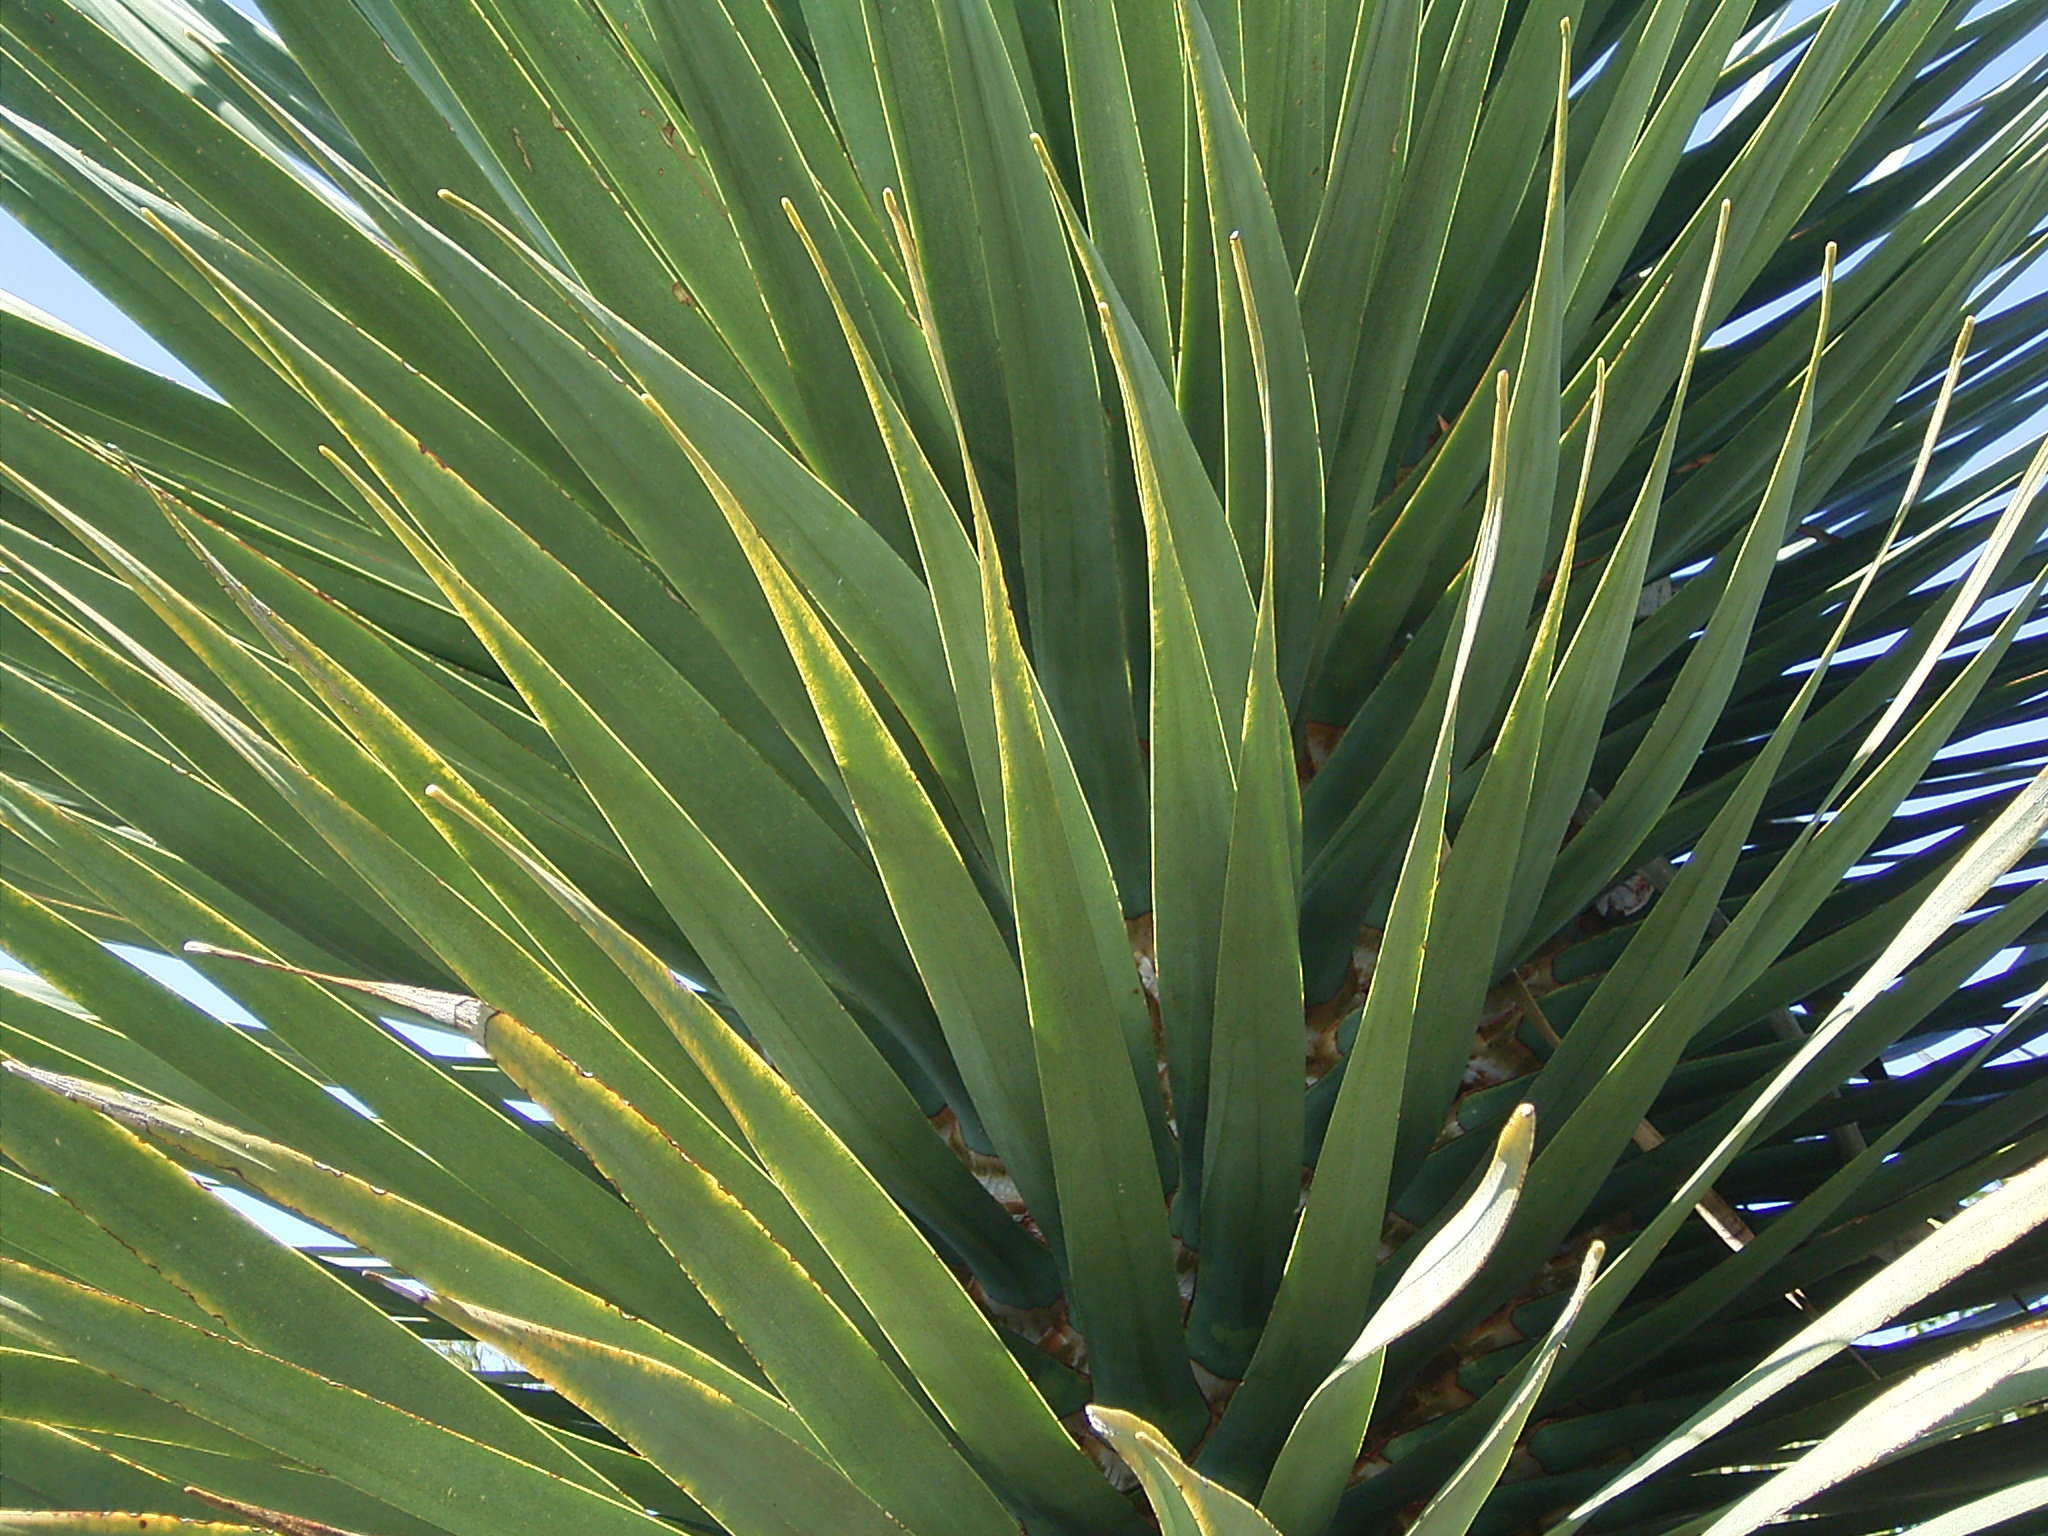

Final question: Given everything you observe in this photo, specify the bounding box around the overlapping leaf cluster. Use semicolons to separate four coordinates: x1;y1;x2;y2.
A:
1;0;2046;1532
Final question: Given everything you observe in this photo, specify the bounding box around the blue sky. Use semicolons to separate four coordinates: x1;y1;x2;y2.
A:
6;209;203;386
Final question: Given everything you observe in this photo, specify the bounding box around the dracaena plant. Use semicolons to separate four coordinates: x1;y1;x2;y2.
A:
2;0;2047;1531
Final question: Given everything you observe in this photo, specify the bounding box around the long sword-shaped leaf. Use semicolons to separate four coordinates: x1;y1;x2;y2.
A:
0;881;447;1216
1205;394;1513;1485
426;188;975;812
1259;1104;1535;1536
1697;1319;2048;1536
1180;0;1323;701
1894;1474;2048;1536
983;503;1204;1440
1495;204;1726;965
1572;976;2048;1395
418;778;1142;1533
2;0;542;450
1188;586;1306;1375
158;242;1024;1208
1442;31;1570;753
1494;495;2048;1329
11;1063;805;1435
170;511;702;1012
20;493;769;1282
2;1339;274;1462
0;1517;299;1534
342;502;1045;1299
1543;778;2048;1420
1529;246;1837;943
388;0;798;434
719;505;1062;1255
1091;1406;1285;1536
1060;0;1173;368
0;1067;616;1492
3;779;725;1323
1393;358;1594;1186
432;1300;919;1536
1566;1096;2048;1527
0;1262;673;1536
210;256;936;1040
928;0;1150;896
1318;0;1511;599
1036;137;1256;703
625;0;905;524
471;1015;1020;1536
1295;0;1415;429
1036;139;1256;1242
780;194;1005;868
0;961;235;1130
1402;1240;1603;1536
0;1162;208;1329
327;182;831;777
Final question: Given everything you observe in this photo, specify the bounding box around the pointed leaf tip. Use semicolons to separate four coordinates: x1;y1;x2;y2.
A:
1090;1406;1284;1535
179;943;495;1037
